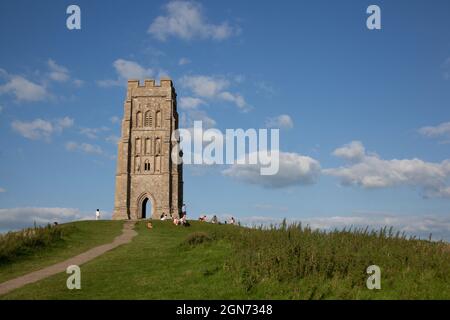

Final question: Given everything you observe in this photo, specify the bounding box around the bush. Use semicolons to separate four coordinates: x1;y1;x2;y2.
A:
184;232;213;247
0;224;71;264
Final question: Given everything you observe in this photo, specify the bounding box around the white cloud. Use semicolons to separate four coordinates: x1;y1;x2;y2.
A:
324;141;450;198
97;59;157;87
181;75;229;97
0;75;48;102
419;121;450;138
148;1;236;41
179;57;191;65
180;75;250;110
47;59;69;82
218;91;248;110
265;114;294;130
79;126;109;139
181;109;216;128
0;207;110;233
0;61;81;102
65;141;103;155
332;140;365;162
11;117;74;141
223;151;321;188
56;117;74;129
113;59;154;80
179;96;205;110
0;187;6;193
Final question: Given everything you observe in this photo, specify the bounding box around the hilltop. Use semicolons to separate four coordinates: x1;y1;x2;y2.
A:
0;220;449;299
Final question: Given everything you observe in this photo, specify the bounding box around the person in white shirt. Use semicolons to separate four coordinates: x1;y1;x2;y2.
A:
96;209;100;220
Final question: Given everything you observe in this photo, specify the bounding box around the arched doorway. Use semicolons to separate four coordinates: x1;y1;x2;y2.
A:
141;197;153;219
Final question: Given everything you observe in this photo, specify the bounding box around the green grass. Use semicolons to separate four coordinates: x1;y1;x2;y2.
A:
1;220;242;299
215;222;450;299
1;220;449;299
0;220;123;283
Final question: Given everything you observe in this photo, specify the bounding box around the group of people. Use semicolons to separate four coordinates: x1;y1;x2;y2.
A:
199;214;236;225
173;214;189;226
158;203;190;226
97;203;237;228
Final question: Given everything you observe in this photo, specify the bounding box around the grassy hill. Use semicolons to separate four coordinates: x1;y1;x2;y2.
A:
0;220;449;299
0;221;124;283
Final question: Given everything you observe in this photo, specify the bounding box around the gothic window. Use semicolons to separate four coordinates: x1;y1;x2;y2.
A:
136;111;142;128
156;110;161;128
144;159;150;171
144;111;152;127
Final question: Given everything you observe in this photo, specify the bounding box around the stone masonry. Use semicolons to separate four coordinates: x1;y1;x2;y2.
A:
113;78;183;220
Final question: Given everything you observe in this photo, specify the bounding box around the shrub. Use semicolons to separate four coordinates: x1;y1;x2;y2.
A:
0;224;71;264
184;232;213;247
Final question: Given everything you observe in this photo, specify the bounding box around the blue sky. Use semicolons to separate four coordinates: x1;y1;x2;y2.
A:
1;0;450;240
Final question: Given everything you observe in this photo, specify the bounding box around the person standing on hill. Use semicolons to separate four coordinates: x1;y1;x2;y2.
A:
96;209;100;220
182;203;187;218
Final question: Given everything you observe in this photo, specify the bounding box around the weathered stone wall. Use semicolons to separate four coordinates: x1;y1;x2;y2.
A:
113;78;183;220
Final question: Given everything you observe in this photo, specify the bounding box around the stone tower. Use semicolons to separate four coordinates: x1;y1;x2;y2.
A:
113;78;183;220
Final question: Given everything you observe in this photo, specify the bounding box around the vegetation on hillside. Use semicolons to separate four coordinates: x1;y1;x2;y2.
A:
0;220;124;284
0;224;70;265
1;220;448;299
212;221;450;299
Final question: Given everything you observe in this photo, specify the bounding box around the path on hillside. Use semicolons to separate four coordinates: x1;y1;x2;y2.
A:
0;220;137;296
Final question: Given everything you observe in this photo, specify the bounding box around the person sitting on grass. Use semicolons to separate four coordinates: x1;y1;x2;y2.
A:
146;222;153;229
161;213;169;221
173;217;180;226
211;215;218;224
179;214;190;227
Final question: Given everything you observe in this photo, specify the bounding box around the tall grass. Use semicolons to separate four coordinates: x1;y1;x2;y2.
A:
0;224;71;264
213;221;450;299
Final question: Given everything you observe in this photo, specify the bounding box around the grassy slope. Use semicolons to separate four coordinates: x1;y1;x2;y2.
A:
1;220;449;299
0;220;123;283
1;220;243;299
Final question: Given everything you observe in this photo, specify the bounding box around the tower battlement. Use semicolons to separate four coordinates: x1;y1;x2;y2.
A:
127;78;173;89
